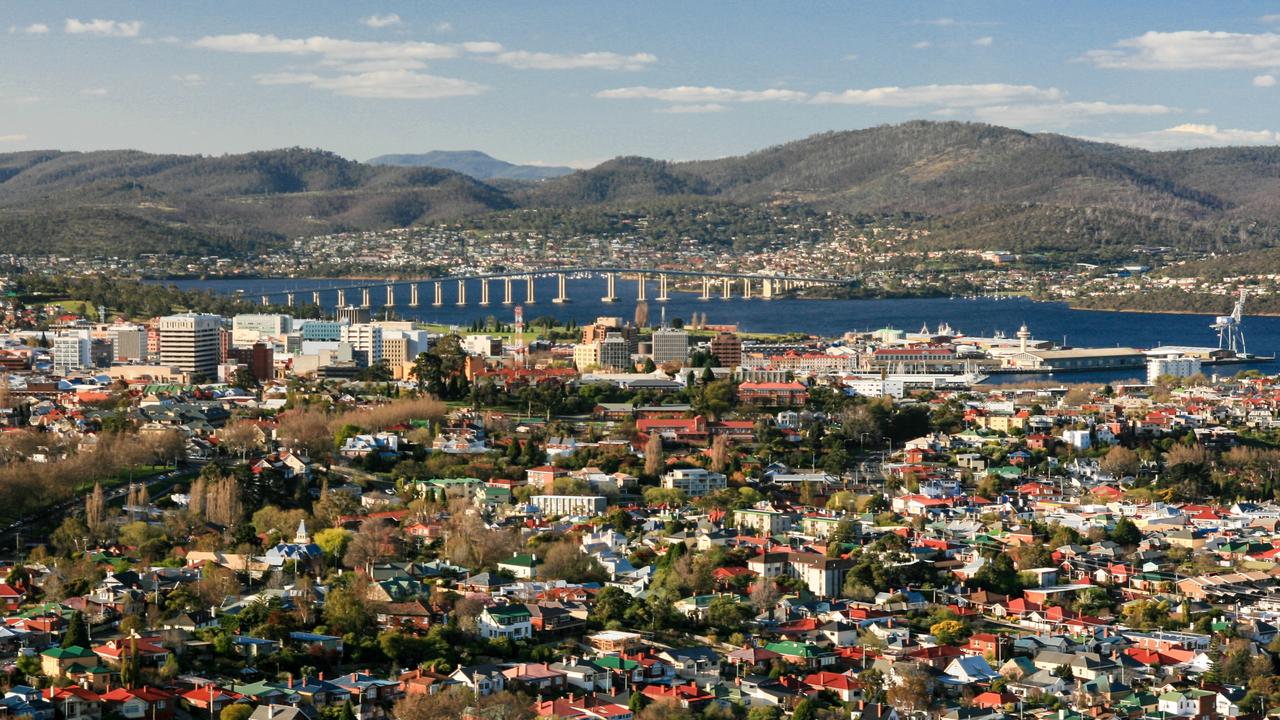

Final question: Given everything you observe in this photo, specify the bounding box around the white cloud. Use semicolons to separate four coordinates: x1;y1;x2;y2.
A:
361;14;401;29
973;36;994;47
1084;30;1280;69
65;18;141;37
192;33;461;61
23;23;49;34
1094;123;1280;150
811;83;1062;107
173;73;205;87
491;50;656;71
912;40;932;49
434;21;454;33
656;103;728;114
912;17;998;27
1262;14;1280;23
0;134;27;143
461;41;502;54
79;87;109;96
597;85;807;103
1255;73;1277;87
254;69;486;99
973;101;1176;126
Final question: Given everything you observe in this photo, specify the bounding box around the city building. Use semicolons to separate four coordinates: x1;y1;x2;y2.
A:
709;332;743;367
107;324;148;362
300;320;345;342
572;342;601;371
529;495;608;517
651;327;690;366
598;333;632;372
336;306;372;325
227;342;275;381
1148;355;1203;384
738;381;809;406
661;468;727;497
232;314;292;337
582;317;638;352
462;335;503;357
340;323;384;367
53;331;92;376
158;313;221;380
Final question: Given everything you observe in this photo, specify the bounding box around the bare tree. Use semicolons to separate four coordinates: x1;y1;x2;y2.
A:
85;482;107;537
219;421;264;461
644;433;664;477
709;434;730;473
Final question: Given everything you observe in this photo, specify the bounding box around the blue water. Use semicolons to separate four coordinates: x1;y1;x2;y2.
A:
161;276;1279;385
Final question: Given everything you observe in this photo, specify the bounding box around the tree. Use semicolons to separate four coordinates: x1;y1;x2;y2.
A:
886;665;935;715
219;421;264;460
749;579;779;614
85;481;106;537
709;434;730;473
1110;517;1142;546
315;528;352;559
1099;445;1140;479
120;637;141;689
644;433;664;477
971;552;1022;595
538;541;606;583
930;619;967;645
344;519;399;571
221;705;253;720
706;595;750;634
594;586;633;625
63;611;89;648
324;579;375;635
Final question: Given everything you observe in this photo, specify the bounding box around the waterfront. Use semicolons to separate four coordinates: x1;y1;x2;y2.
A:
162;276;1280;385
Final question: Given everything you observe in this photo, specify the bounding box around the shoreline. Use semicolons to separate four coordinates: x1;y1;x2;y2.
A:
1064;303;1280;318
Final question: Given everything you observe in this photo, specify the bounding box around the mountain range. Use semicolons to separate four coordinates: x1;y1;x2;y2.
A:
3;121;1280;259
367;150;574;181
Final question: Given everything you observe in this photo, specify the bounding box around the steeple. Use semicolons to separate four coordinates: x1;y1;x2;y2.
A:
294;518;310;544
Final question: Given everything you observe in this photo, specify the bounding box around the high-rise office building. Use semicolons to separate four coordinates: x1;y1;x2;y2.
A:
341;323;384;367
53;331;92;376
159;313;222;380
709;331;743;367
599;332;633;371
651;327;690;366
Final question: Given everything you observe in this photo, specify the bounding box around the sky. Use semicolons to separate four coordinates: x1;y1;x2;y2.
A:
4;1;1280;166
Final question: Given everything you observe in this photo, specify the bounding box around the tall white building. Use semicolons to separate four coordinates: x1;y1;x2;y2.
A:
53;331;92;376
340;323;384;367
651;327;690;366
159;313;222;380
1148;355;1202;384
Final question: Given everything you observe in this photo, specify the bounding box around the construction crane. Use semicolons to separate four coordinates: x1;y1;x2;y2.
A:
1212;289;1248;356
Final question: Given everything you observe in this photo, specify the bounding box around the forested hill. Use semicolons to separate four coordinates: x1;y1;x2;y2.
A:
6;121;1280;258
367;150;573;181
0;148;514;256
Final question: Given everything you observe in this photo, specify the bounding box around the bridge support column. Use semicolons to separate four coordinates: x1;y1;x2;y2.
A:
762;279;773;299
701;277;711;300
312;291;321;306
409;283;419;307
337;289;346;307
386;285;395;307
261;295;270;307
721;277;732;300
456;279;467;306
657;273;670;302
602;273;618;303
361;287;371;308
480;279;490;306
553;273;568;303
503;277;514;304
637;273;647;302
286;293;295;307
525;275;535;304
742;278;752;299
433;282;443;307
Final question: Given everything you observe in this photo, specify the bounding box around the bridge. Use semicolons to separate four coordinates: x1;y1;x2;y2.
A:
253;268;853;310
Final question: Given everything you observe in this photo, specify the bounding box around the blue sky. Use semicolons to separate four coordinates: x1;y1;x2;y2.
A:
3;1;1280;166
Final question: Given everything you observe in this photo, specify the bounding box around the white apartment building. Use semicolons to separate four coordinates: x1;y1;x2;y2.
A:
530;495;608;517
661;468;727;497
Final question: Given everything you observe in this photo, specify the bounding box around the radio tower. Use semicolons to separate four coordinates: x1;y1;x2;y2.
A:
514;305;526;368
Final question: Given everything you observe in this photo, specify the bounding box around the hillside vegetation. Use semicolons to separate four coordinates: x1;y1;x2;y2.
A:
6;121;1280;260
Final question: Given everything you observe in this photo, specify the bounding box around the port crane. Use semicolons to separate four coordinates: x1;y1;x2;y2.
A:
1212;289;1248;356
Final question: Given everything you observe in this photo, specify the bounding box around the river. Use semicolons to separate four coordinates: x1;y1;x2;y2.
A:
160;276;1280;385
